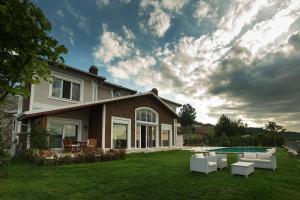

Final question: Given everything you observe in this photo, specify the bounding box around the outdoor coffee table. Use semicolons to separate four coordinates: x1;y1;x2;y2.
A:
231;161;254;177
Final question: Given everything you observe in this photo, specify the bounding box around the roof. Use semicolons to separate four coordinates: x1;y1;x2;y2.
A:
18;92;178;120
159;97;182;107
102;81;137;94
46;59;136;94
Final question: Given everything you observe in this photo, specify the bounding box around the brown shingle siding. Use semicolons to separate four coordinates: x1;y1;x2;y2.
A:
105;95;176;148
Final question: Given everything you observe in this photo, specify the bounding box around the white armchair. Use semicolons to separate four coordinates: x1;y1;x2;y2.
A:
190;154;217;174
216;154;227;169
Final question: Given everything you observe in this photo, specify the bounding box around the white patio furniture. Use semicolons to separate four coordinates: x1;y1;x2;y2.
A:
237;152;277;171
266;148;276;155
190;153;217;174
216;154;227;169
231;161;254;178
209;152;227;169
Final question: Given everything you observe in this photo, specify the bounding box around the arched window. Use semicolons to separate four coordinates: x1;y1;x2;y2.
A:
136;108;158;124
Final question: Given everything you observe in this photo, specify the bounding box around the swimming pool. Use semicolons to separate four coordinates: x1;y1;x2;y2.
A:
209;147;269;153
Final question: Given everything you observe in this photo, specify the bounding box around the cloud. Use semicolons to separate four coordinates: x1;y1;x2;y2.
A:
65;0;90;34
96;0;109;7
60;25;75;46
147;8;171;37
160;0;188;13
56;9;64;17
93;0;300;130
93;24;134;63
138;0;188;37
120;0;131;4
122;26;135;40
108;55;157;79
207;32;300;130
96;0;131;7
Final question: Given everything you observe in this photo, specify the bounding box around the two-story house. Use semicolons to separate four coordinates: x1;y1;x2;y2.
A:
16;61;181;151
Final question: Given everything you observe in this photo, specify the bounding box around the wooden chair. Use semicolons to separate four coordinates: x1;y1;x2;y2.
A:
87;139;97;150
63;138;72;152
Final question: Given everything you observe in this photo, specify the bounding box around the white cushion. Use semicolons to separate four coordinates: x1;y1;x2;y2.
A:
208;162;216;167
195;153;204;158
209;152;216;156
244;152;257;159
221;158;227;162
257;152;272;159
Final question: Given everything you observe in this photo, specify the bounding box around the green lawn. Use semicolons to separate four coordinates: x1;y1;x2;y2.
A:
0;148;300;200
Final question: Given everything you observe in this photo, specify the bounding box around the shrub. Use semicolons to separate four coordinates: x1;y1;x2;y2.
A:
0;136;10;177
30;128;49;150
20;148;126;166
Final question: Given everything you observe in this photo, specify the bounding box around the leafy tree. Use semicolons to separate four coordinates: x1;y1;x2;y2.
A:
214;114;232;137
0;0;67;103
178;104;196;127
215;115;249;137
265;121;285;134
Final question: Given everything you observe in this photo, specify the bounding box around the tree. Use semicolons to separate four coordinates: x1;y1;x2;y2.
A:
178;104;196;127
0;0;67;103
265;121;284;134
214;114;232;137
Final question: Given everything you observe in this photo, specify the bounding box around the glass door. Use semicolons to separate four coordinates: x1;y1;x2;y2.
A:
147;126;156;148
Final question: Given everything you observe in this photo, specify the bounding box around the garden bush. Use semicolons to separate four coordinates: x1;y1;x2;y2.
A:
21;148;126;166
30;128;49;150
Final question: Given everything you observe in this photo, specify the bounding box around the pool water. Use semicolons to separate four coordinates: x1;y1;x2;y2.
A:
209;147;269;153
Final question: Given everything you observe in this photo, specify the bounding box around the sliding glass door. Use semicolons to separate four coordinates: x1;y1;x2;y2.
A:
48;118;81;148
147;126;156;148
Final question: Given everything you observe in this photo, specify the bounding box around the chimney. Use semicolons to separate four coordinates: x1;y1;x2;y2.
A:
89;65;98;75
151;88;158;96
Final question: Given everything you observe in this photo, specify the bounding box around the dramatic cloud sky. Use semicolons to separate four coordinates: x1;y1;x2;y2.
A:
34;0;300;131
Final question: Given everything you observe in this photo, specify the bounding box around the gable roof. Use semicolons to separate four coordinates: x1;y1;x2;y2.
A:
45;59;137;94
160;97;182;107
18;92;178;120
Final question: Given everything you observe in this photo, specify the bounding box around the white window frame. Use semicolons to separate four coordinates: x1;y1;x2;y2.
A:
47;117;82;149
135;107;159;125
111;116;131;149
92;81;98;101
161;124;172;147
48;72;84;103
134;107;159;148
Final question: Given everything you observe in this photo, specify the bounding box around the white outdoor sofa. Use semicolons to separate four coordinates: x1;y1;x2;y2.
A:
237;149;277;171
190;154;217;174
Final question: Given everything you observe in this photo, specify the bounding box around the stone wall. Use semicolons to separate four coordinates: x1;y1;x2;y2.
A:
0;95;18;149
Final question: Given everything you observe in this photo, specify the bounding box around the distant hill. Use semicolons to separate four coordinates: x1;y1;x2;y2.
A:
196;121;300;139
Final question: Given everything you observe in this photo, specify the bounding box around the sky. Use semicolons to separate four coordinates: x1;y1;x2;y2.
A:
33;0;300;131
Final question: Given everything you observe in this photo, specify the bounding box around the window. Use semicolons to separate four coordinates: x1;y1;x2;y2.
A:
49;122;63;148
162;129;170;147
111;117;131;149
161;124;172;147
52;78;62;98
51;77;81;102
48;119;80;148
112;123;127;149
72;83;80;101
113;91;120;98
136;108;157;124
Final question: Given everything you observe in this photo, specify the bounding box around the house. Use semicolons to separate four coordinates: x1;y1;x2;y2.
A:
15;61;182;152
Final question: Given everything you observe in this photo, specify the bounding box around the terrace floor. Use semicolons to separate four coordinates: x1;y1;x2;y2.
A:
0;148;299;200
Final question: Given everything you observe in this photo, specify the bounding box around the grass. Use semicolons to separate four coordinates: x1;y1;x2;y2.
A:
0;148;299;200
